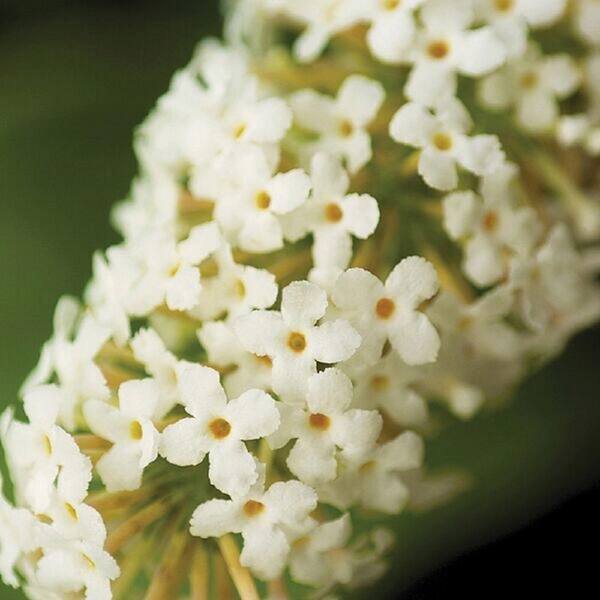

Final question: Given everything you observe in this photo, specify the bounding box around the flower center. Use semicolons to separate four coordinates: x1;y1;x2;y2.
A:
324;203;343;223
359;460;377;474
82;554;96;570
287;331;307;353
338;119;354;138
256;355;273;368
64;503;78;521
375;297;396;319
233;123;247;139
520;71;538;89
427;40;450;60
433;132;453;151
234;279;246;298
482;211;499;232
209;418;232;439
130;420;143;440
309;413;331;431
42;434;53;456
199;258;219;279
381;0;400;9
255;190;271;210
370;375;390;391
243;500;265;517
494;0;514;12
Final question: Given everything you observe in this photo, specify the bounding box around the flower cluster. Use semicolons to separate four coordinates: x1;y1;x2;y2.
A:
1;1;599;598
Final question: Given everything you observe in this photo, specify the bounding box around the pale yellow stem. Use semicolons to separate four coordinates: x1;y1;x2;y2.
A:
112;536;152;599
422;244;474;304
190;541;209;600
268;578;289;600
217;535;260;600
144;527;191;600
268;249;312;284
106;500;171;555
87;487;157;515
74;434;111;451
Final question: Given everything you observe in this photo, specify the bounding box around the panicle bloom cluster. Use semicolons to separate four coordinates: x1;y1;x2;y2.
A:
1;0;599;598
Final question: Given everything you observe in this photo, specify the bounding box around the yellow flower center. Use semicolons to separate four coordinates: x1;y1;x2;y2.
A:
375;297;396;319
370;375;390;391
381;0;400;9
130;420;143;441
309;413;331;431
483;211;499;232
255;190;271;210
234;279;246;298
324;203;343;223
433;132;453;152
209;418;231;439
494;0;514;11
42;434;53;456
233;123;247;139
64;503;78;521
287;332;307;353
427;40;450;60
243;500;266;517
338;119;354;138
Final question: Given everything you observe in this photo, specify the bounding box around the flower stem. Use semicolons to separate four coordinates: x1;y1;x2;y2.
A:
217;534;260;600
190;541;209;600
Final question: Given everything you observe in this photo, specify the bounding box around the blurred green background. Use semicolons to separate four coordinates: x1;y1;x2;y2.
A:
0;1;598;598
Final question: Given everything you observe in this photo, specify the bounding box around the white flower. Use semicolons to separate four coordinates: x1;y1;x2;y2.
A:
198;321;273;397
317;432;423;514
160;364;279;496
211;145;311;253
130;327;184;418
83;379;161;492
36;539;119;600
428;288;523;361
289;514;353;588
283;152;379;271
389;99;505;190
331;258;441;367
22;298;110;431
509;224;600;330
362;0;425;64
353;354;429;427
0;477;39;588
290;75;385;173
268;368;382;485
190;469;317;580
404;0;506;107
443;163;541;287
273;0;364;63
233;280;361;403
475;0;567;58
4;385;92;513
574;0;600;46
479;44;581;132
189;243;278;321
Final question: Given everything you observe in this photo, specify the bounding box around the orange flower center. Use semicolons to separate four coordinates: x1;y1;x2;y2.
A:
287;331;307;353
433;132;453;151
370;375;390;391
483;211;499;232
209;418;231;439
130;420;143;440
338;119;354;137
255;190;271;210
375;297;396;319
243;500;266;517
309;413;331;431
324;203;343;223
427;40;450;60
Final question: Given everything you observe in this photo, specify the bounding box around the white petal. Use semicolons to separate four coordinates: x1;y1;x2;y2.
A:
238;212;284;253
443;191;481;239
456;134;505;176
378;431;424;471
177;363;227;419
464;233;504;287
389;102;436;148
165;264;202;311
271;354;316;405
245;97;292;143
233;311;287;357
83;400;128;444
209;441;259;497
118;378;160;420
226;389;280;440
331;268;383;314
178;222;222;265
289;89;336;133
23;385;61;429
263;480;318;525
190;499;241;538
386;256;439;309
306;368;353;415
405;63;457;108
421;0;474;32
418;146;458;191
96;444;144;492
308;320;361;364
287;438;337;484
341;193;380;239
367;12;415;64
241;524;289;580
239;267;278;312
331;409;382;456
337;75;385;126
267;169;312;214
159;418;209;466
310;152;349;200
456;27;506;76
281;280;328;329
389;311;441;365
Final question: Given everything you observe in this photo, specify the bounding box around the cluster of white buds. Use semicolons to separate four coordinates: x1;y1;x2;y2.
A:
2;1;600;598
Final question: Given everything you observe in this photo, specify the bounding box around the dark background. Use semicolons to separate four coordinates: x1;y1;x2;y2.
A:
0;1;598;597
